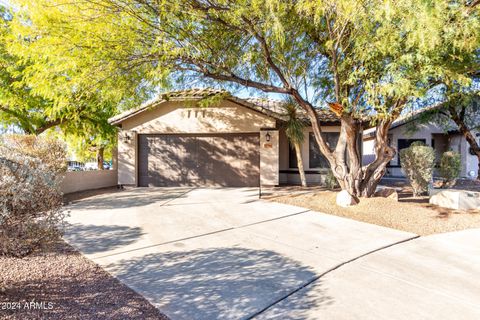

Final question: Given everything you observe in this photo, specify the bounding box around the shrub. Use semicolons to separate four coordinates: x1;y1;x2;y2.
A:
0;135;67;257
2;134;67;174
325;169;340;190
439;151;461;188
400;142;435;197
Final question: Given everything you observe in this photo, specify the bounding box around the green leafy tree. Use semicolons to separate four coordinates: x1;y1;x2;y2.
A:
8;0;480;198
282;99;307;187
0;5;56;134
1;4;131;168
417;89;480;180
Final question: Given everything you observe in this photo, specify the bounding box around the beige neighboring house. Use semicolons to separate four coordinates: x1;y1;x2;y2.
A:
108;88;341;187
362;109;480;179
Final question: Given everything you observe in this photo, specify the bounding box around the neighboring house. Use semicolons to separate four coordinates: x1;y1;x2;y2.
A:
362;108;480;179
108;88;341;187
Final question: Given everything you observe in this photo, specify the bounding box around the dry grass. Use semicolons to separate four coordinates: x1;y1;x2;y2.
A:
267;186;480;236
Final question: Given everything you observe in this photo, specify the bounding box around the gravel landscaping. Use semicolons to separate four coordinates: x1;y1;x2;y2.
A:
267;183;480;236
0;241;168;320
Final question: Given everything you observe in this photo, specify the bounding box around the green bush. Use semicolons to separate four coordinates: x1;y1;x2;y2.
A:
400;142;435;197
325;170;340;190
439;151;461;188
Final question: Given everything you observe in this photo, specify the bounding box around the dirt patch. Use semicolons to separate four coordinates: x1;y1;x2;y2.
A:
0;241;168;320
267;187;480;236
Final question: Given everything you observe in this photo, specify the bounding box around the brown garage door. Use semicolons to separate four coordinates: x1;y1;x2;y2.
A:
138;133;260;187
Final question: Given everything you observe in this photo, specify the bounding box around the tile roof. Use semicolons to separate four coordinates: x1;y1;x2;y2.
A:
108;88;340;125
389;103;443;130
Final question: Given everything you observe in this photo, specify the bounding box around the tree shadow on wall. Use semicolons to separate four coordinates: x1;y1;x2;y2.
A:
106;247;334;320
142;135;260;187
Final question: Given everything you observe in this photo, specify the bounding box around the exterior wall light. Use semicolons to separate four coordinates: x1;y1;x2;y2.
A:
123;131;131;143
265;132;271;142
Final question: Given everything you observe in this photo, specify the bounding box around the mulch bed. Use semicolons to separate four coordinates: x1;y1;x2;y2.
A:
0;241;168;320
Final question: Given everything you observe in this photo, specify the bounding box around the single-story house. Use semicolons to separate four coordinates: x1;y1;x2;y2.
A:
108;88;342;187
362;108;479;179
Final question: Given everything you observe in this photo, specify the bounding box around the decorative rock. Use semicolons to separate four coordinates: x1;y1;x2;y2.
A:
429;189;480;210
374;187;399;201
336;190;359;207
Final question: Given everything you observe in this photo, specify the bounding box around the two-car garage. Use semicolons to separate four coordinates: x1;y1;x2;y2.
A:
111;89;280;188
137;133;260;187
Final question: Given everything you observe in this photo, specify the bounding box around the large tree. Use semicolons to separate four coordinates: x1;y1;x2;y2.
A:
1;3;146;168
9;0;480;197
444;92;480;180
417;86;480;180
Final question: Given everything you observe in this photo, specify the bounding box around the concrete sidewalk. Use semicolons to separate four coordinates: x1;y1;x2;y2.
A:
63;188;480;319
257;228;480;320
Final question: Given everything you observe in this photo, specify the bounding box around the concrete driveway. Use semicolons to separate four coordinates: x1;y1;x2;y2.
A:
64;188;480;320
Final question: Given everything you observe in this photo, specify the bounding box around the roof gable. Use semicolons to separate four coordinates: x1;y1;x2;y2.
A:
108;88;340;126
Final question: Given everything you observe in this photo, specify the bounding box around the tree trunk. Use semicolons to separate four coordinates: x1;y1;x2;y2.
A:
294;142;307;187
310;113;395;198
96;146;104;170
290;91;399;200
448;105;480;180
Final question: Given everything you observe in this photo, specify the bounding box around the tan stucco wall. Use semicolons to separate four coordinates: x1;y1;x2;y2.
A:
463;130;479;178
60;170;118;194
121;100;276;133
118;131;137;185
117;100;278;186
260;130;279;186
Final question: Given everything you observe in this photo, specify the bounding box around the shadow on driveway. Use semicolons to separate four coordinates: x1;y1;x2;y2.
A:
66;188;194;210
64;224;145;255
106;247;334;320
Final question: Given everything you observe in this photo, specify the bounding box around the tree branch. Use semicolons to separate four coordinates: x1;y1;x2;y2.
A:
242;18;291;89
203;70;291;94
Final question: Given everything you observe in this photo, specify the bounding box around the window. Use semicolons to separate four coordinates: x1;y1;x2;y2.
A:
309;132;339;168
397;139;426;165
288;143;298;168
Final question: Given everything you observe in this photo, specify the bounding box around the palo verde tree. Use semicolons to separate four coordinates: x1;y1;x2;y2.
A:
418;87;480;180
442;92;480;180
1;3;150;168
9;0;480;198
0;5;55;134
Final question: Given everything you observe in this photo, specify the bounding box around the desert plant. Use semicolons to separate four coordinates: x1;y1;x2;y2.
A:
439;151;461;188
400;142;435;196
282;99;308;187
0;135;67;257
1;134;67;173
325;170;340;190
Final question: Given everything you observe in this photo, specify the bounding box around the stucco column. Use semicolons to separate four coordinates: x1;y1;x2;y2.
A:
118;130;137;186
111;144;118;170
260;129;279;186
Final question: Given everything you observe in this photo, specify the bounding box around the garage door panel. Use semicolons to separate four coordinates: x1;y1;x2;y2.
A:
138;134;259;187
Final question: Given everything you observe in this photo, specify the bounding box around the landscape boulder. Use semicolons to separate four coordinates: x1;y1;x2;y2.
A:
374;187;399;201
429;189;480;210
336;190;359;207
